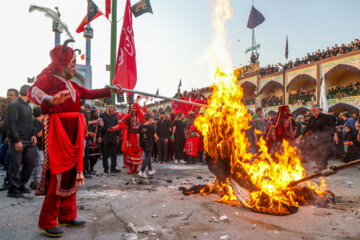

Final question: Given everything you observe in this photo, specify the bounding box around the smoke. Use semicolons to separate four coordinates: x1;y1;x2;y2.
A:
197;0;234;80
299;130;335;170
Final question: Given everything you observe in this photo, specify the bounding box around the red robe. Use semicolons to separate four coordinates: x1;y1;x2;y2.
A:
28;73;111;229
112;103;145;166
267;105;297;151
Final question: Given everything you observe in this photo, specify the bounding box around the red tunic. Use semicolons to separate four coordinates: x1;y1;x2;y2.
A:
112;103;144;166
28;73;111;230
28;73;111;173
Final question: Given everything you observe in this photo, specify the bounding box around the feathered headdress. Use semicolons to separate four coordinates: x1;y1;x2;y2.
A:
29;5;74;40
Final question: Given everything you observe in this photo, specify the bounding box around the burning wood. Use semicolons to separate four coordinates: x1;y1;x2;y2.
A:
178;0;335;216
287;159;360;187
189;69;331;216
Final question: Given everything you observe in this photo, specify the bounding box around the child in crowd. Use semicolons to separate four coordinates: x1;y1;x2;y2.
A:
138;113;159;178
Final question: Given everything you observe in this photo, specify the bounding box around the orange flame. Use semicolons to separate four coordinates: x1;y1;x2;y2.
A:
194;0;325;215
195;69;326;215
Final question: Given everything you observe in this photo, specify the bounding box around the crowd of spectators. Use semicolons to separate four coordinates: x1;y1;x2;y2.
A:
242;95;255;105
261;95;283;107
259;64;280;76
289;88;316;105
259;39;360;77
249;107;360;170
327;81;360;99
0;86;207;197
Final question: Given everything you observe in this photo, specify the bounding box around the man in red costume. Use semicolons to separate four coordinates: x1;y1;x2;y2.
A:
27;39;122;237
109;103;144;174
266;105;297;152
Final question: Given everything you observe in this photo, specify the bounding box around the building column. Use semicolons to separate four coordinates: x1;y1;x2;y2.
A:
316;64;321;105
284;70;289;105
84;24;93;91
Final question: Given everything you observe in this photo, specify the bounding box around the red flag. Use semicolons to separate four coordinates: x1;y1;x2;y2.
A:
113;0;137;90
76;11;102;33
191;99;207;116
172;96;191;116
106;0;111;19
185;135;200;157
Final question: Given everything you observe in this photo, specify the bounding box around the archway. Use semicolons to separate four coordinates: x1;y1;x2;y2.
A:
325;64;360;99
259;81;283;108
241;81;256;105
287;74;317;105
328;103;359;115
165;105;172;114
292;107;310;116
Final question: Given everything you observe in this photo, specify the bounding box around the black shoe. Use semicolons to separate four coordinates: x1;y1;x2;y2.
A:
7;190;25;198
39;226;64;237
89;170;97;175
19;186;31;193
0;182;10;191
110;168;121;173
59;219;86;228
84;173;92;179
104;169;109;174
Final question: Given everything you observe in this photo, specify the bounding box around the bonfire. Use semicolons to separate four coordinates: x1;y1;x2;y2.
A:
187;0;329;216
193;69;329;215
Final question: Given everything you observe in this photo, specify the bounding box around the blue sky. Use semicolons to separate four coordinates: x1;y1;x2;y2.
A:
1;0;360;100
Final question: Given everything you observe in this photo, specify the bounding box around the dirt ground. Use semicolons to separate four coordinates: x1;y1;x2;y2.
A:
0;155;360;240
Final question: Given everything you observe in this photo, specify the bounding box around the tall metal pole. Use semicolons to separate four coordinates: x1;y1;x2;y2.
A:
106;85;209;108
110;0;118;105
52;7;62;46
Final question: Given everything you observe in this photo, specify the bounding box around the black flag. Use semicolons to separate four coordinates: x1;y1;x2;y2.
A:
131;0;153;18
285;36;289;60
247;6;265;29
87;0;99;22
178;79;182;89
155;89;159;95
27;77;35;84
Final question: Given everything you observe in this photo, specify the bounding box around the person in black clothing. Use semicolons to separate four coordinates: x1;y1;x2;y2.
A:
152;117;159;161
6;85;38;198
297;105;338;170
0;88;19;191
343;125;358;163
337;112;346;126
88;107;102;174
172;113;186;163
327;111;344;159
156;111;171;164
30;107;45;189
80;100;92;179
100;105;120;174
138;113;158;178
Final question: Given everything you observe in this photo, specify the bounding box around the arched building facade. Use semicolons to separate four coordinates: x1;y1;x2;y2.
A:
237;50;360;115
145;51;360;116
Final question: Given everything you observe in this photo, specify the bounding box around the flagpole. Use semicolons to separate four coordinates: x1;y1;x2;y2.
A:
106;86;209;108
110;0;118;105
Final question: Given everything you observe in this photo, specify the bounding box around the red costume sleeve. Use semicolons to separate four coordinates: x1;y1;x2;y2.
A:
27;74;53;106
72;82;112;99
112;121;127;131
